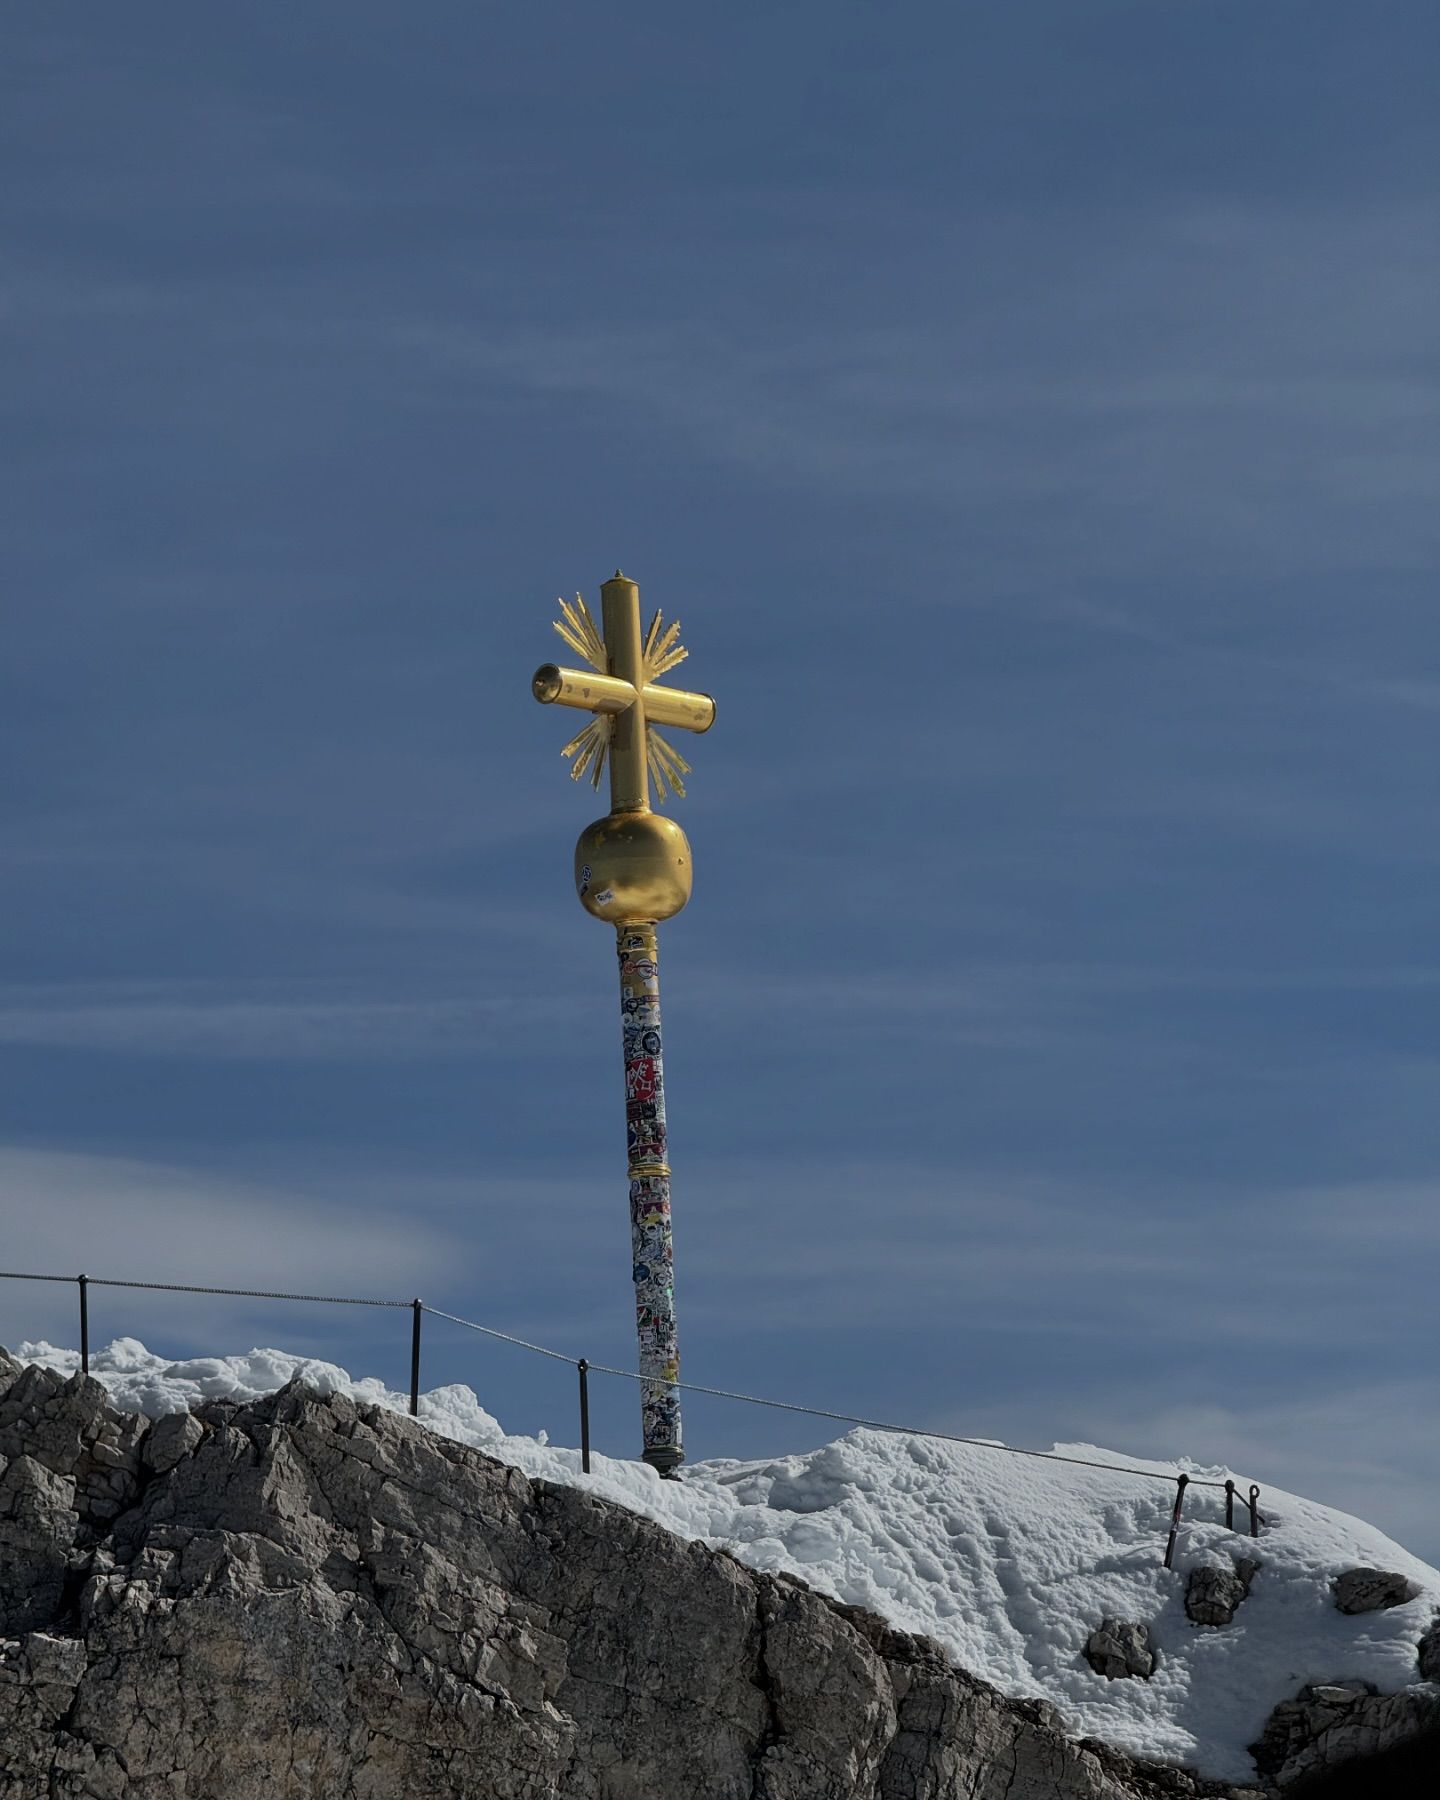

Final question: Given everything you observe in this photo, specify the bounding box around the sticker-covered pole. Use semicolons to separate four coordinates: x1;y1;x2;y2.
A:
532;570;714;1474
619;922;682;1469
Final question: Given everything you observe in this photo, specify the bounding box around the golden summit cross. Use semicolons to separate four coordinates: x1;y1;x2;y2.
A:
531;572;716;1473
531;572;715;812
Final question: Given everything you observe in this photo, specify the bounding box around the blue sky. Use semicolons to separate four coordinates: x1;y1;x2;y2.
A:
4;3;1438;1555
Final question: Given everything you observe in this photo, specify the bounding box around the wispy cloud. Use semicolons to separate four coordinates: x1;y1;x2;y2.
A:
667;1161;1439;1353
0;1145;454;1307
16;958;1428;1067
21;193;1422;598
380;201;1439;589
0;980;578;1061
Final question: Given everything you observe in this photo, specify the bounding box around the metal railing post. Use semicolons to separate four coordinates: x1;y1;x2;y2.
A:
1248;1484;1261;1537
409;1300;422;1417
1163;1473;1190;1568
78;1274;89;1375
578;1358;591;1474
1224;1478;1235;1531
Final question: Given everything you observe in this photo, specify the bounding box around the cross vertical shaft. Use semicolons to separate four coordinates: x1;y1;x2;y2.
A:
601;575;648;812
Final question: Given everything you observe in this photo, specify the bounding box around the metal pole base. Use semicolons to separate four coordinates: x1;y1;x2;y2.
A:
645;1445;684;1478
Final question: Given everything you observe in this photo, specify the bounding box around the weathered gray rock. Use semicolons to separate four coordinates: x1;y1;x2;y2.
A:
1085;1619;1158;1681
1273;1722;1440;1797
1331;1567;1421;1615
0;1357;1255;1800
1186;1559;1260;1628
0;1351;147;1528
1419;1613;1440;1682
1250;1680;1440;1788
141;1407;205;1474
0;1453;77;1634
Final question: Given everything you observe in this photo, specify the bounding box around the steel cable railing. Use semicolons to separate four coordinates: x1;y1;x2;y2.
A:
0;1268;1263;1558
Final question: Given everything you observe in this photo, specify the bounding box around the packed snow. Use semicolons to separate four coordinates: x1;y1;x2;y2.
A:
18;1337;1439;1784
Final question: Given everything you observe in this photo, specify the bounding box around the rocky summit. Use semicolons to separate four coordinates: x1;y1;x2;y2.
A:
0;1349;1434;1798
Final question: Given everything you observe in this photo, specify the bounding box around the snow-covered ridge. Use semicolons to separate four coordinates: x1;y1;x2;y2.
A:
20;1337;1439;1784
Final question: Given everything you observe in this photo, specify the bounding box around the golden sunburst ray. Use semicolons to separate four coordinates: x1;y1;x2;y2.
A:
553;593;607;673
560;715;611;788
646;727;692;803
641;609;688;685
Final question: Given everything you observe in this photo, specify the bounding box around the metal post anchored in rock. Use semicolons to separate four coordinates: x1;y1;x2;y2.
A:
531;572;716;1474
1163;1473;1190;1569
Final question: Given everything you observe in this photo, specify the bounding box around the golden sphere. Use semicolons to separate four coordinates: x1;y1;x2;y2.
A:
575;811;692;924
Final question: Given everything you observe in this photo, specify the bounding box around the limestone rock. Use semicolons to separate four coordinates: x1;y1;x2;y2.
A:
1250;1680;1440;1788
0;1453;77;1634
0;1356;147;1529
141;1407;205;1474
0;1357;1256;1800
1418;1614;1440;1682
1084;1619;1158;1681
1186;1559;1260;1628
1331;1567;1421;1615
1274;1723;1440;1796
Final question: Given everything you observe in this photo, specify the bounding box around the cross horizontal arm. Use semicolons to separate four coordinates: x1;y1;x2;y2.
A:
532;663;716;734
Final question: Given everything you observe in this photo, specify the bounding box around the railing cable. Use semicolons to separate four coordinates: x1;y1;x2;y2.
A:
0;1270;1261;1527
